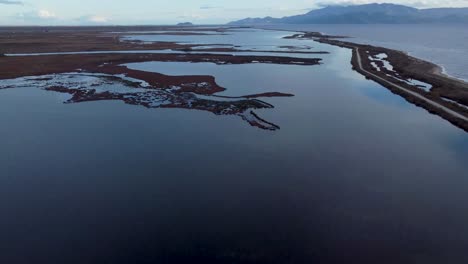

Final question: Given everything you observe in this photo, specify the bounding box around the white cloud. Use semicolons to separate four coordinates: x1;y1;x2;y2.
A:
76;15;111;24
4;0;468;25
16;9;58;22
37;9;56;19
177;12;206;20
88;15;108;23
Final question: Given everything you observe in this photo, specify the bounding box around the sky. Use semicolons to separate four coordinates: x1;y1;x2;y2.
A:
1;0;468;25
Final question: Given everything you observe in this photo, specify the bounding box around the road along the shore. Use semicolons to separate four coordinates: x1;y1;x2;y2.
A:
354;47;468;122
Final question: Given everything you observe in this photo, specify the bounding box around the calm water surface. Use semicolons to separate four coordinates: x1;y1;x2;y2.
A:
0;29;467;264
264;24;468;81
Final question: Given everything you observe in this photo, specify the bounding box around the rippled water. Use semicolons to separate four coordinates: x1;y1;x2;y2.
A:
0;28;467;264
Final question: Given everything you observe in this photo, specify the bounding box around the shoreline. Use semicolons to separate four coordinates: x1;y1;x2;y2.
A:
392;48;468;85
259;26;468;85
1;26;467;132
0;26;322;131
436;64;468;84
332;35;468;85
284;31;468;132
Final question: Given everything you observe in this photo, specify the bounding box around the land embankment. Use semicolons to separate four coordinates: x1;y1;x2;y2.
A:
285;32;468;132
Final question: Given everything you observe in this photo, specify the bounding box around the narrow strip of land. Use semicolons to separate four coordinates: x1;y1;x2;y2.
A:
285;31;468;132
355;48;468;122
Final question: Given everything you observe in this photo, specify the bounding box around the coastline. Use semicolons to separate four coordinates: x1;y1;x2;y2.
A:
0;26;324;131
261;25;468;84
351;40;468;84
286;31;468;132
393;48;468;84
437;64;468;84
1;26;467;132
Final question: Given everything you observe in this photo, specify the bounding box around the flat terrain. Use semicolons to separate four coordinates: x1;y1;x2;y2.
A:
0;26;322;130
1;26;467;132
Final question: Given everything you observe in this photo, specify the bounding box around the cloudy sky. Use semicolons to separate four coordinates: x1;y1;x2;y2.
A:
1;0;467;25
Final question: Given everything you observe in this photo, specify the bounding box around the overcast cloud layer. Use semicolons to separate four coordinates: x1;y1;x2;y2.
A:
1;0;468;25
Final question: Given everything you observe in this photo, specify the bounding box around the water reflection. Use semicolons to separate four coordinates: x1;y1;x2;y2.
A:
0;27;467;264
0;68;293;130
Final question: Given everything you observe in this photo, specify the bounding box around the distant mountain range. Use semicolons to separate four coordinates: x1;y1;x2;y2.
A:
229;3;468;25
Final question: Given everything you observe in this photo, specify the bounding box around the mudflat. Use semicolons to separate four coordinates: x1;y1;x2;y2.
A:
0;26;323;130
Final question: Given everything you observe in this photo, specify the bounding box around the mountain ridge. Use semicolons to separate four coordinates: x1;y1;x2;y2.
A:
229;3;468;25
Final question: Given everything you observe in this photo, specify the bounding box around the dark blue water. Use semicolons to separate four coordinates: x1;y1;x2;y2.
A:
0;29;467;264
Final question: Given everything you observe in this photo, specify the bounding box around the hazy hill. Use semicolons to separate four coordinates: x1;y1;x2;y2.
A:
177;22;194;26
229;3;468;25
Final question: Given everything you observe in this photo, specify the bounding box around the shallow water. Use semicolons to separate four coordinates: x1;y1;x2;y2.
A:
367;53;432;91
6;49;325;60
121;28;324;53
5;28;329;60
1;28;468;264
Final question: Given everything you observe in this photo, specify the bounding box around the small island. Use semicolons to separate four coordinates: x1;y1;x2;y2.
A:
177;22;194;26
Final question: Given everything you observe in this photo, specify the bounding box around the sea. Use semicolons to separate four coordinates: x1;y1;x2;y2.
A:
263;24;468;81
